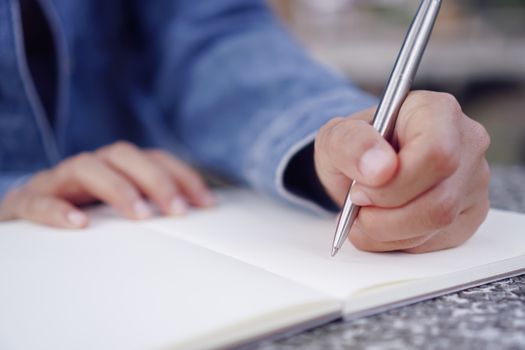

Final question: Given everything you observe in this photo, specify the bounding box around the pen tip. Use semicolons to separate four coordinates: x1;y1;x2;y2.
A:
331;246;339;257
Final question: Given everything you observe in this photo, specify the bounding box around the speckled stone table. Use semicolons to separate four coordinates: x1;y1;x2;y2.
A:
251;166;525;350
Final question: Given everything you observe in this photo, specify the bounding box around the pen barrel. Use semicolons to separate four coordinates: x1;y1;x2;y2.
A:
372;0;442;141
331;0;442;256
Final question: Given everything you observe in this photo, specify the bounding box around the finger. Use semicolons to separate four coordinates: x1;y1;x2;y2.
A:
147;150;215;208
97;142;187;216
404;198;490;254
13;193;88;229
57;153;149;220
315;114;398;205
349;220;434;252
351;175;476;244
349;186;489;252
350;91;462;208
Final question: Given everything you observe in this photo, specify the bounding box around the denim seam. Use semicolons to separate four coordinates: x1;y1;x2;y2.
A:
38;0;71;156
9;0;60;164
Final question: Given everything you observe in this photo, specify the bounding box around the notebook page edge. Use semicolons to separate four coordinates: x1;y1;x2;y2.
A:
342;254;525;319
168;301;342;350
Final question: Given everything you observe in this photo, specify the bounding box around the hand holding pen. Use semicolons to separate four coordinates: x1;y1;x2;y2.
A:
312;0;491;255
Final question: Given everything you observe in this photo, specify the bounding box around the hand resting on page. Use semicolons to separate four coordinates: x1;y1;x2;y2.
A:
0;142;215;228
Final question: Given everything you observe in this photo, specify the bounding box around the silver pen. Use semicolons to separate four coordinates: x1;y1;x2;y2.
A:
331;0;442;257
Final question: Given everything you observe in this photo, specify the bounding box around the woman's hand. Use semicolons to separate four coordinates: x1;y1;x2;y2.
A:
315;91;491;253
0;142;215;228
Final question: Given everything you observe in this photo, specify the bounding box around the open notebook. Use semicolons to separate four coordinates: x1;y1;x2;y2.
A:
0;189;524;350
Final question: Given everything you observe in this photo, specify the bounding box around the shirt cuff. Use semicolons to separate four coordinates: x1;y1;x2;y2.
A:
282;141;340;212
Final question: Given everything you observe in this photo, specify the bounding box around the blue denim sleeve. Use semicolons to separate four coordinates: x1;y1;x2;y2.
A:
137;0;377;214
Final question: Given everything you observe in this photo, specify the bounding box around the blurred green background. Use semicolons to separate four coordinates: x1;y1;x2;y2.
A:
270;0;525;165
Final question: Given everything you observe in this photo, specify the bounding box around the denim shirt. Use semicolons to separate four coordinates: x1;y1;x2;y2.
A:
0;0;376;212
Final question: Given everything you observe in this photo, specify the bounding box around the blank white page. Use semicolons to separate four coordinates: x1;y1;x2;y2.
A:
144;189;525;299
0;219;337;350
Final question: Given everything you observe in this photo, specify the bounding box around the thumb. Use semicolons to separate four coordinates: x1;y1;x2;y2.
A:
314;115;398;206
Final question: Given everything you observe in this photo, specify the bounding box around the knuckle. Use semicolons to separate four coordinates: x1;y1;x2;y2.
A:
410;90;435;104
318;117;343;136
471;120;491;153
407;91;438;110
428;190;459;228
109;141;136;157
409;91;462;118
67;153;95;175
435;92;462;115
318;118;344;151
426;141;460;176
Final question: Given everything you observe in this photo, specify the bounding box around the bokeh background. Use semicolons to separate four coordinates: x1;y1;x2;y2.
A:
269;0;525;165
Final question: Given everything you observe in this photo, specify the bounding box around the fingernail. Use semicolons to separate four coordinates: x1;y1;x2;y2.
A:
67;211;87;227
170;198;188;216
350;190;372;206
359;146;392;180
133;200;152;219
200;192;216;207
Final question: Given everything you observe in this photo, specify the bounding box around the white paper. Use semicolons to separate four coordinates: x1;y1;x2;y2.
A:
0;219;332;350
144;189;525;299
1;188;524;350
